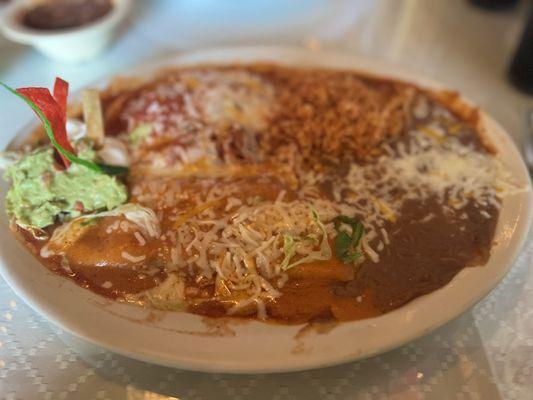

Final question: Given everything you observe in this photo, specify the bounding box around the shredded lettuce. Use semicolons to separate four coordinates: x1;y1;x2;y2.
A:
129;124;152;146
281;208;332;271
281;234;297;270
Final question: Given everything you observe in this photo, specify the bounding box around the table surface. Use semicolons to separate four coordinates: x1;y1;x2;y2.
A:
1;1;532;399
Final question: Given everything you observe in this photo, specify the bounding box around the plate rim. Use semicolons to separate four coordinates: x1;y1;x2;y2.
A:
0;45;531;374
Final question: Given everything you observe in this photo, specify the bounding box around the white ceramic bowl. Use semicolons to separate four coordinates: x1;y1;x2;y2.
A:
0;0;130;63
0;46;531;373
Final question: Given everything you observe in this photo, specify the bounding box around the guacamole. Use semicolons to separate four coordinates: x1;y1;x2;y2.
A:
4;147;127;228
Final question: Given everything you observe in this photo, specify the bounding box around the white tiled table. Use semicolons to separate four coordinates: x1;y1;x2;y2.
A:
1;1;532;398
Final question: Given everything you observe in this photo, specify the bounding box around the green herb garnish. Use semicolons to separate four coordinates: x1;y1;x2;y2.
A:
333;215;364;263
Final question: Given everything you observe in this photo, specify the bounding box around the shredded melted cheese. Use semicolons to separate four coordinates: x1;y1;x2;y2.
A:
42;203;160;257
126;126;527;318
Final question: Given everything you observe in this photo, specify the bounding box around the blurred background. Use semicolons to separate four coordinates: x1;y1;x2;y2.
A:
0;0;531;154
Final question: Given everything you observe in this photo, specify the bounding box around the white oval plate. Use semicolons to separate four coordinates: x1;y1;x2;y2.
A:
0;46;531;374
